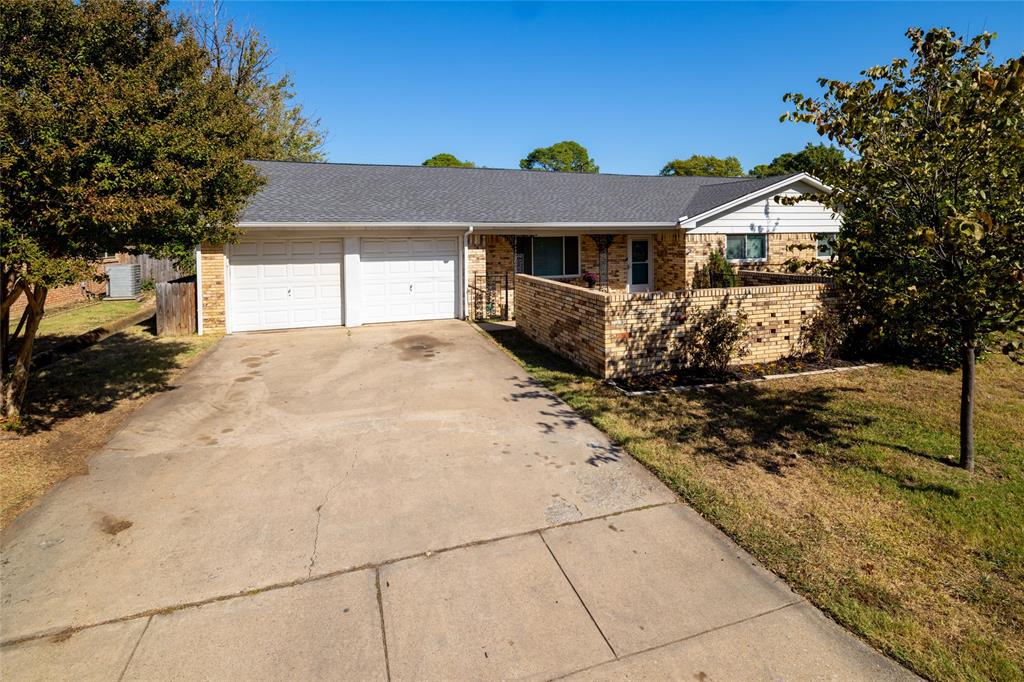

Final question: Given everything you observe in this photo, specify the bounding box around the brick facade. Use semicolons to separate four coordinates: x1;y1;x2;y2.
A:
515;274;832;379
683;233;819;287
653;233;688;291
199;243;226;334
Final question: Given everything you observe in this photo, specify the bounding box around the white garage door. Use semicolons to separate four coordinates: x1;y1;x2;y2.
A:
228;239;343;332
361;238;458;324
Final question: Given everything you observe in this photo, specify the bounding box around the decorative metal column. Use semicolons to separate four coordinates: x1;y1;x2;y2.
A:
589;235;615;289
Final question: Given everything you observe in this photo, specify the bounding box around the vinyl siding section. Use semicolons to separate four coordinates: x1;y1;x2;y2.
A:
690;181;841;234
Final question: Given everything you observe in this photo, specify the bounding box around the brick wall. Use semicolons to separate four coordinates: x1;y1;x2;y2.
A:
738;270;831;286
9;261;111;318
199;243;226;334
684;233;819;286
604;283;832;377
515;274;832;379
653;233;688;291
514;275;607;376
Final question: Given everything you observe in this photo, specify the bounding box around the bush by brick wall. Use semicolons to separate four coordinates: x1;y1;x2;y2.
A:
515;274;833;379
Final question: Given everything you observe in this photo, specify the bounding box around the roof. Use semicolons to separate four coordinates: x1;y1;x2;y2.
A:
239;160;803;225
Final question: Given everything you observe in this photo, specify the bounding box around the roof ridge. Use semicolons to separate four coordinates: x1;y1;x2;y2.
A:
246;159;756;181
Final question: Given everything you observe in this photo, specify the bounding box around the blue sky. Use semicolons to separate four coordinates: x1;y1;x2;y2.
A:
200;1;1023;175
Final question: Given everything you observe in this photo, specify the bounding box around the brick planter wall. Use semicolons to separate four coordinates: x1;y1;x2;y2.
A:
515;274;833;379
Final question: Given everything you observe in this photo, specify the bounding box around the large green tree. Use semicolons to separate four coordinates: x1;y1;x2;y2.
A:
783;28;1024;471
422;153;475;168
186;0;326;162
520;141;599;173
748;143;845;180
660;155;743;177
0;0;264;421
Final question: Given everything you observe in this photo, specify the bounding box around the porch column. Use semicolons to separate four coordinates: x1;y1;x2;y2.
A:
589;235;615;290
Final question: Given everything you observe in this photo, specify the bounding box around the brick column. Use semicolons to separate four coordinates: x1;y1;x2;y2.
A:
200;242;226;334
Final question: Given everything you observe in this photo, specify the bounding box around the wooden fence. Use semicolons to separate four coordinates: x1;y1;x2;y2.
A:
117;253;187;283
156;275;197;336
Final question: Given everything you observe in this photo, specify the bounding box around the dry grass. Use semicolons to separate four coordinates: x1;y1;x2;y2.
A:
486;329;1024;682
0;321;218;529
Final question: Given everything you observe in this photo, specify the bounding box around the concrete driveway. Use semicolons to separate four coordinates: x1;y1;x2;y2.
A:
1;321;910;680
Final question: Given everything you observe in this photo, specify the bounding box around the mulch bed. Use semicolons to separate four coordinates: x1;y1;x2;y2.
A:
611;356;865;393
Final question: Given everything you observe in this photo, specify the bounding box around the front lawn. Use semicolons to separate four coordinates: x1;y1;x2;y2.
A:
0;320;217;529
483;328;1024;682
8;297;154;357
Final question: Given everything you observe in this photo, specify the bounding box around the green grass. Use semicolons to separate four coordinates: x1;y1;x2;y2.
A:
8;298;151;356
483;328;1024;681
34;299;147;338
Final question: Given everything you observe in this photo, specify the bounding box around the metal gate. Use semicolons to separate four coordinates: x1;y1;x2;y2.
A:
469;273;514;321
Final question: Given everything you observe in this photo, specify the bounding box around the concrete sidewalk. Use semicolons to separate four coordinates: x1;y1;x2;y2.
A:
1;321;913;680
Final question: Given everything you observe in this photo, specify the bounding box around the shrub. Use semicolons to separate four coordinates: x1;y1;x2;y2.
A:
682;300;748;372
799;301;846;361
692;247;738;289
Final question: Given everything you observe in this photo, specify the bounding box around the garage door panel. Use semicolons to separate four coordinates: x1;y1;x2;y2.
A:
360;237;458;324
229;238;344;332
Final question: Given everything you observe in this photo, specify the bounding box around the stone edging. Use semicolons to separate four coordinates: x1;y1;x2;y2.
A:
606;363;881;397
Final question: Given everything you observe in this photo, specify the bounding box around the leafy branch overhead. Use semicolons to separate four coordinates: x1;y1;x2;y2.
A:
186;0;327;162
781;27;1024;470
0;0;266;421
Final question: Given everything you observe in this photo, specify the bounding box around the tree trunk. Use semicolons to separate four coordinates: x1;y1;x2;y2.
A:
1;285;46;424
959;343;976;472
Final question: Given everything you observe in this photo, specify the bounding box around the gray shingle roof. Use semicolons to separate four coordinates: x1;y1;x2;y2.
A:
240;160;799;225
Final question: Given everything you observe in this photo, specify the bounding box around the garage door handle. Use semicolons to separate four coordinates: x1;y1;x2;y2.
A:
409;284;413;292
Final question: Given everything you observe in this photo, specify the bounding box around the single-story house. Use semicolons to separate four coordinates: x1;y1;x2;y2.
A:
196;161;839;335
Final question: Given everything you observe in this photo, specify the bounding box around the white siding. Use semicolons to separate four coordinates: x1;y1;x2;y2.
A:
691;181;841;234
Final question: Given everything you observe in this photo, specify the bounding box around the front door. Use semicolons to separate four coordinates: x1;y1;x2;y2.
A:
628;237;652;292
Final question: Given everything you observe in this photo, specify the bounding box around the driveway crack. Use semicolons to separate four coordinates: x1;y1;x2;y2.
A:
306;454;360;578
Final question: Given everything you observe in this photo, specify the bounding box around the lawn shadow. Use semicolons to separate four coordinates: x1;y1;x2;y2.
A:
20;321;195;433
628;382;873;476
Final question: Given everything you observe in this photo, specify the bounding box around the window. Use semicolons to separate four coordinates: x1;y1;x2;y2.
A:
815;233;835;260
529;236;580;277
725;235;767;262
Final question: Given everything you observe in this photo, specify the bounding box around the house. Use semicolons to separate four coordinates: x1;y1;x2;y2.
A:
196;160;839;336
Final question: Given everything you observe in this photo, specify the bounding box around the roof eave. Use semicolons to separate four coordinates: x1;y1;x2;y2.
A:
679;173;832;229
235;221;679;233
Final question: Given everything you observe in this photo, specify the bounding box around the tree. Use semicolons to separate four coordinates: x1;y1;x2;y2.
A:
186;0;326;162
660;155;743;177
1;0;264;422
748;143;845;180
519;141;598;173
422;153;475;168
783;28;1024;471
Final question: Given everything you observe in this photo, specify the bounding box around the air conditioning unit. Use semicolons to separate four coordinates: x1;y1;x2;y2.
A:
106;263;141;299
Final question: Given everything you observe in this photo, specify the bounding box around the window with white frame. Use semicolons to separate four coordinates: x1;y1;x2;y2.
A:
725;234;766;262
529;236;580;277
815;233;836;259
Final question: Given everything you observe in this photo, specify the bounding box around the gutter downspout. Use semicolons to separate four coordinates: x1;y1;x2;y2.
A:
194;243;204;335
463;226;474;320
